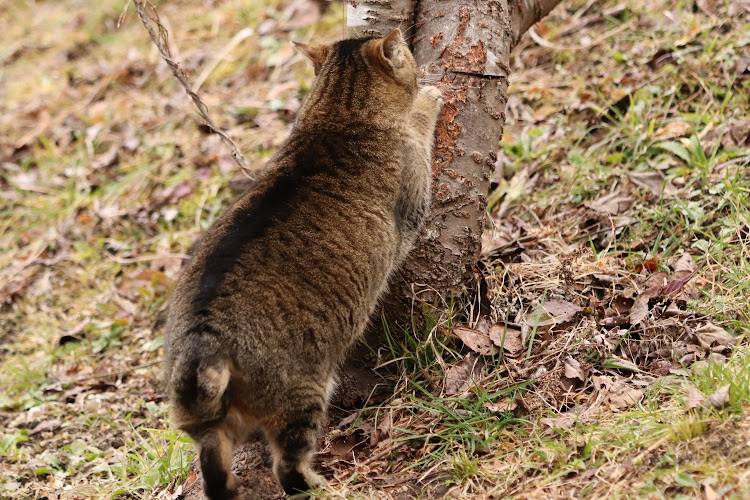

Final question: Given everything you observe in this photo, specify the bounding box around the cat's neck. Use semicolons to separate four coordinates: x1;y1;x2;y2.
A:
295;91;412;131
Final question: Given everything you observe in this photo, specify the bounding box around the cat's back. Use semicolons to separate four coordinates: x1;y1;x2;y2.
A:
167;123;406;349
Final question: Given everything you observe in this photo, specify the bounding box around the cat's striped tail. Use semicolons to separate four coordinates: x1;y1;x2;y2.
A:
167;337;232;431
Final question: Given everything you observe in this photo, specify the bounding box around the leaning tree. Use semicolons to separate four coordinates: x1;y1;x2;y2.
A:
347;0;563;321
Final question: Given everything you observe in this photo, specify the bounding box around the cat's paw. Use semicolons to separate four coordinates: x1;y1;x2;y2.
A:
304;470;327;490
279;465;327;495
419;86;443;102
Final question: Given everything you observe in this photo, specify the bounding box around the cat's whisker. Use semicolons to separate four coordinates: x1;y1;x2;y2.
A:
399;22;417;35
342;2;348;39
399;23;418;43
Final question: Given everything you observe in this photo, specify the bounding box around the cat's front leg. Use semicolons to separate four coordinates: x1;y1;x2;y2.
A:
411;86;443;138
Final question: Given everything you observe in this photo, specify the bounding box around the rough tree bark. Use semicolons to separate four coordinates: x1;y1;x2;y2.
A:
347;0;563;321
346;0;416;36
330;0;564;409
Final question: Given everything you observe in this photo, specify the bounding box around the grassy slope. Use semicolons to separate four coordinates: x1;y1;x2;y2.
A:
0;0;748;499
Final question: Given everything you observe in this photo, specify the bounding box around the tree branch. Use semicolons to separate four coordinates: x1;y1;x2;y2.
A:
509;0;564;49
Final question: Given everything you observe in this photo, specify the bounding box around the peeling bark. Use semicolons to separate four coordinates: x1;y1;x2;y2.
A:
341;1;562;343
346;0;416;37
343;0;562;328
402;0;513;309
334;0;563;409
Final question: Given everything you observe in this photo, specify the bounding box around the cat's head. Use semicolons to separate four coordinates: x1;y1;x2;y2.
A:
293;29;419;111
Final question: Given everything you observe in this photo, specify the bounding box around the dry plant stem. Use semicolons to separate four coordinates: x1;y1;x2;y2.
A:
132;0;255;180
193;27;254;92
527;22;630;51
355;439;404;467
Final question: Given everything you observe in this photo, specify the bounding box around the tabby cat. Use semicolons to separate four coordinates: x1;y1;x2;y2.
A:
164;29;442;499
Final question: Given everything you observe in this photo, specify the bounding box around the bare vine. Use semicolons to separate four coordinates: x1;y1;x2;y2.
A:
131;0;255;180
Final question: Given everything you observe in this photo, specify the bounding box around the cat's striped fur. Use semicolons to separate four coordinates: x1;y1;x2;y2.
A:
164;29;442;499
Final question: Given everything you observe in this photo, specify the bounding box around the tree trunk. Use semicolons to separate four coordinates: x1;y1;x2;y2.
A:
348;0;563;323
346;0;416;36
334;0;563;408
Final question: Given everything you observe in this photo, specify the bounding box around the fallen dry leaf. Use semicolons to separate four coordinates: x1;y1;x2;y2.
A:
489;323;524;356
685;384;706;410
647;47;675;69
91;143;120;170
336;410;360;429
184;470;198;491
653;121;692;140
593;375;645;410
704;483;719;500
370;413;391;447
605;381;645;410
644;271;669;288
695;323;738;350
612;295;635;315
702;384;731;410
663;301;691;319
661;268;698;296
329;432;366;460
673;253;696;275
528;299;583;329
736;56;750;76
453;326;499;356
588;191;635;215
629;285;661;325
603;315;628;328
628;170;678;196
675;20;701;46
721;119;750;147
29;419;62;435
483;399;517;413
542;299;583;323
563;356;585;381
540;416;575;429
444;353;483;396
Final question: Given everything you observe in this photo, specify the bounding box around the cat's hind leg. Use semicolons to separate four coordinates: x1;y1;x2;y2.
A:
266;400;327;495
193;426;238;500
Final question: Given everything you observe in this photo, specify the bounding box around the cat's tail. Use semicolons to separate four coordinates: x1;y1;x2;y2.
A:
167;335;233;431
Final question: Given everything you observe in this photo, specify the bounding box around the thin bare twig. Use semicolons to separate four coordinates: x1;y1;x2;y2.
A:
131;0;255;180
73;360;163;383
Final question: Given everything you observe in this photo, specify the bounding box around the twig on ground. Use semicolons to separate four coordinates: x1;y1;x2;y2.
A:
528;22;629;51
104;252;191;264
73;360;163;383
355;439;404;467
131;0;255;180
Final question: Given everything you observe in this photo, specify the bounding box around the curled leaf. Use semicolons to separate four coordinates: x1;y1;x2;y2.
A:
444;353;484;396
453;326;499;356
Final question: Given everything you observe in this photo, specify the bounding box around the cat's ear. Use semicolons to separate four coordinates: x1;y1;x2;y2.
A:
292;42;329;75
376;28;405;71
